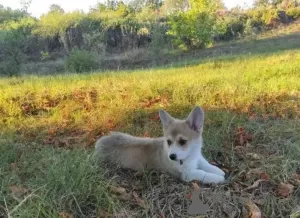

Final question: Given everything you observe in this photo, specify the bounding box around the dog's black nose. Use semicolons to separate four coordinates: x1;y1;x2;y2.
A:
169;154;177;160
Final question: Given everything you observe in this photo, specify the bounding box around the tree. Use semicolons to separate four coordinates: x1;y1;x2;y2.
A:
34;11;84;53
0;17;36;75
49;4;65;13
167;0;220;49
128;0;146;11
20;0;32;13
253;0;270;7
0;6;27;24
162;0;190;14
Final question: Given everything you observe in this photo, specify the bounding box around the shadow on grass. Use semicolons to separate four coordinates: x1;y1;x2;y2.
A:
1;89;299;153
1;91;300;217
116;32;300;71
13;31;300;76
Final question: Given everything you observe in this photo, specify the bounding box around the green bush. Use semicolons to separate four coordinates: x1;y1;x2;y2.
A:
167;0;218;49
150;23;169;53
261;9;279;26
0;60;21;76
213;14;246;41
248;8;280;27
286;7;300;19
167;11;215;49
65;49;98;73
243;17;264;35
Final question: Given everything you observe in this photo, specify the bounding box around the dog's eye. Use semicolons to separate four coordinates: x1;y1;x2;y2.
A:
167;139;172;146
178;138;187;146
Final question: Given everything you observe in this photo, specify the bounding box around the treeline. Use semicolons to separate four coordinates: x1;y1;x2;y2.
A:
1;0;300;75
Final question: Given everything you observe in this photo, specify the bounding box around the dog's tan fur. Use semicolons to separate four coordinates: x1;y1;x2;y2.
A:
94;132;181;178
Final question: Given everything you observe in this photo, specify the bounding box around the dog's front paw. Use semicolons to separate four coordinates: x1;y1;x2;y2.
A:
207;174;226;184
216;173;231;185
213;167;225;176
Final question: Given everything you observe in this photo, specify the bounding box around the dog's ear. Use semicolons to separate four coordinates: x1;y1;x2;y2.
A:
186;106;204;132
159;109;174;126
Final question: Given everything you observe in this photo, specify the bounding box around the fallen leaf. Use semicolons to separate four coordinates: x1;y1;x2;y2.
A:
246;169;269;180
262;114;269;121
244;134;253;142
109;185;132;201
232;182;242;191
134;171;144;178
49;129;55;135
158;212;165;218
249;114;258;121
261;172;270;180
243;199;262;218
133;191;146;208
99;209;112;218
192;182;200;189
10;163;17;170
245;142;254;148
116;193;132;201
43;137;55;145
239;134;245;146
59;212;73;218
236;127;253;146
9;185;29;196
186;193;192;200
235;146;246;151
292;173;300;180
249;161;261;168
290;174;300;186
246;153;261;160
243;179;267;191
143;132;150;137
152;114;160;121
109;186;127;195
253;198;266;206
277;182;294;197
247;168;262;175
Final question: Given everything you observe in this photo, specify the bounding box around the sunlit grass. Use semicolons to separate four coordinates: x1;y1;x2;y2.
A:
1;50;299;138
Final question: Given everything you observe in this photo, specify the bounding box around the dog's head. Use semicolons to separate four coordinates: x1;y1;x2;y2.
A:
159;106;204;163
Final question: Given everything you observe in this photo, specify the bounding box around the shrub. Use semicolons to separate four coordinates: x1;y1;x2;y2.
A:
0;60;21;76
286;7;300;19
167;11;215;49
248;8;280;28
213;14;246;41
149;23;169;53
261;9;280;27
82;31;106;54
65;49;98;73
0;18;33;71
167;0;224;49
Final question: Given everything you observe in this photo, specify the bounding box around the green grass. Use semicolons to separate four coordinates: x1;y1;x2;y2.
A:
0;139;116;217
1;31;300;217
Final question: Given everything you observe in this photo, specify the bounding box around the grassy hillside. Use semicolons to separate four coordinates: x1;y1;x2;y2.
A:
1;31;300;217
